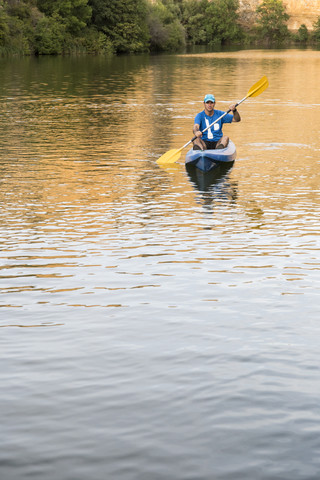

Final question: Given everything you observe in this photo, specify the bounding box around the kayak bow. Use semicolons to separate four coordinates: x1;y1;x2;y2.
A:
185;140;236;172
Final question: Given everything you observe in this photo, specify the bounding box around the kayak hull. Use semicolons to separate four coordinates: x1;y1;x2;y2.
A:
185;140;236;172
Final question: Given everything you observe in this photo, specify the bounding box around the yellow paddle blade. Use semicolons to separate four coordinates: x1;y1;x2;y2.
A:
157;148;183;165
246;75;269;98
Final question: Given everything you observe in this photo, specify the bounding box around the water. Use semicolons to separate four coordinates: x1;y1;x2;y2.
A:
1;50;320;479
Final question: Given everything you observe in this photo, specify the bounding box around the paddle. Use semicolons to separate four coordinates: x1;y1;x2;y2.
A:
157;75;269;165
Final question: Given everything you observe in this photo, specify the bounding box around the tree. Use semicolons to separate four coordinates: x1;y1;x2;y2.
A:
180;0;209;45
0;1;10;47
312;16;320;43
34;13;66;54
37;0;92;35
255;0;290;43
295;24;308;43
1;0;42;53
205;0;242;46
147;0;185;51
89;0;149;52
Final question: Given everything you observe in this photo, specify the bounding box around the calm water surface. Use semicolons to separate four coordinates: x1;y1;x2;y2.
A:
1;50;320;479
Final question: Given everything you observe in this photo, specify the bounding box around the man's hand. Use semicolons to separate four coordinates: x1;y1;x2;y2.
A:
194;130;202;138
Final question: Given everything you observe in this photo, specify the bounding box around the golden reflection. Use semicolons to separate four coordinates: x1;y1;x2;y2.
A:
0;50;319;228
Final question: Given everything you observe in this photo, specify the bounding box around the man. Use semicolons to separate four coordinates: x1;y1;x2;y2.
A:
193;94;241;150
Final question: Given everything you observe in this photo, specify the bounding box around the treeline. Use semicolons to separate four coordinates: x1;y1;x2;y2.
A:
1;0;320;55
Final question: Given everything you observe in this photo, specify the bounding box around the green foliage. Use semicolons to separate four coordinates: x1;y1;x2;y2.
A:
37;0;92;35
0;1;10;47
148;0;185;51
89;0;150;53
34;13;66;54
148;0;242;50
82;27;114;54
1;0;316;56
312;17;320;43
204;0;242;45
294;24;308;43
180;0;209;45
164;19;185;50
255;0;290;44
1;0;41;53
147;12;168;50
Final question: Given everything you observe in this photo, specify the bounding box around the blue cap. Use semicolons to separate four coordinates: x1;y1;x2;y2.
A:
204;94;215;103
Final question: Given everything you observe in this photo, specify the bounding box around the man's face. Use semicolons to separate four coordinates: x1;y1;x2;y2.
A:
204;100;215;113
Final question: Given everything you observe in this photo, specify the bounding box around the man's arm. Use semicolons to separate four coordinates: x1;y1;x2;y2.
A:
193;123;203;137
229;104;241;122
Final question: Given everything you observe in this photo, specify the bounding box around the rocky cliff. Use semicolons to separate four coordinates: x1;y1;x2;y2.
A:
239;0;320;30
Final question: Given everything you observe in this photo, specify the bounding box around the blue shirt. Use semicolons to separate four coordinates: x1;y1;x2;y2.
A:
194;109;233;141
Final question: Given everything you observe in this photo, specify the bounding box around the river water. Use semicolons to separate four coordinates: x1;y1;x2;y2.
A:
1;49;320;479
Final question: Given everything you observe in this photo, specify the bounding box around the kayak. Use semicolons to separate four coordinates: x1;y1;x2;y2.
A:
185;140;236;172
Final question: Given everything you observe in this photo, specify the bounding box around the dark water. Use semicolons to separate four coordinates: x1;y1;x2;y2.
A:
1;50;320;479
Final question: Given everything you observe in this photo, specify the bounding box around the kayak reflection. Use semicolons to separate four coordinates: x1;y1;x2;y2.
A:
185;162;238;206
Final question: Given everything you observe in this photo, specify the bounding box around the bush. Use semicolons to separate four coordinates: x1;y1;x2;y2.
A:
34;14;65;54
164;19;186;50
147;12;168;50
5;13;33;53
82;28;114;54
295;24;308;43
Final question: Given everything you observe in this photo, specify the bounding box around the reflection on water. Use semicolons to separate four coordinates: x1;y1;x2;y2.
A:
186;163;237;207
1;50;320;480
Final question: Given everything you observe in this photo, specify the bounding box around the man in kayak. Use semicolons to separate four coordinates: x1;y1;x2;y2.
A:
192;94;241;150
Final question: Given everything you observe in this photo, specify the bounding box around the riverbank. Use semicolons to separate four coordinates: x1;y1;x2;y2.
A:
1;0;320;57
